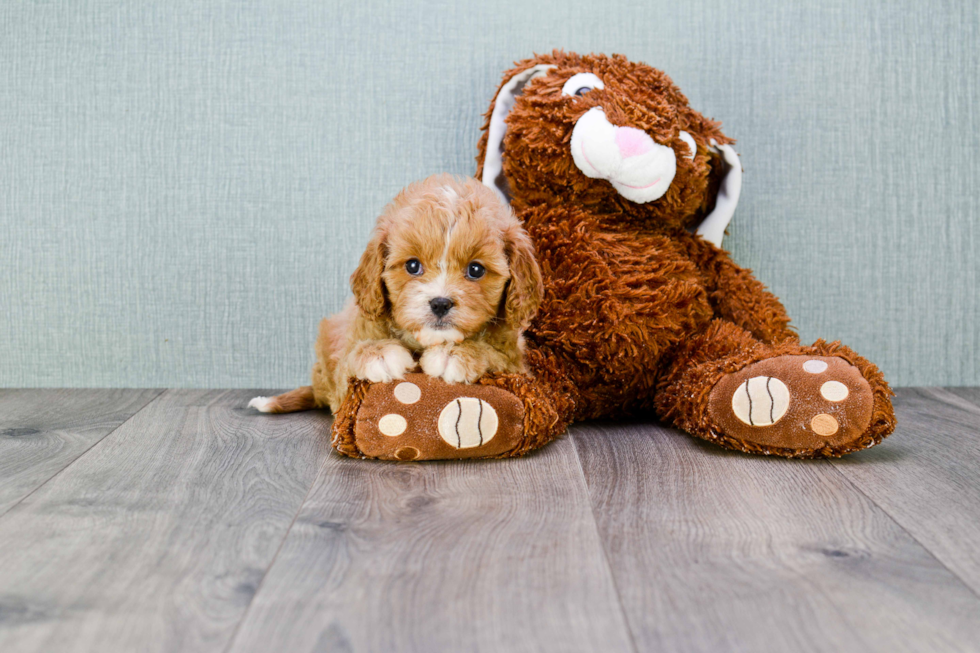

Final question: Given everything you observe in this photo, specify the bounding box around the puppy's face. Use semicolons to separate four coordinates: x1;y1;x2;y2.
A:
385;196;510;345
351;176;542;346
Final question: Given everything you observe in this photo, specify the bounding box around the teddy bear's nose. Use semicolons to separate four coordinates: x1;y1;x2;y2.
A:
614;127;655;159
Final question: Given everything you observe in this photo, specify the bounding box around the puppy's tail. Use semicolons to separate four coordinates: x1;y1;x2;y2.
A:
248;386;316;414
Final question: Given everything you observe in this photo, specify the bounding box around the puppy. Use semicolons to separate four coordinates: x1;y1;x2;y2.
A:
249;174;543;414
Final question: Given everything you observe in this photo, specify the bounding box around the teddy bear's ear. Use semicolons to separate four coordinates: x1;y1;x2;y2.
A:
693;140;742;248
479;64;556;205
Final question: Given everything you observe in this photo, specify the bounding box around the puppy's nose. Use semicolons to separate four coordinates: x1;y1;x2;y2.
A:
429;297;454;318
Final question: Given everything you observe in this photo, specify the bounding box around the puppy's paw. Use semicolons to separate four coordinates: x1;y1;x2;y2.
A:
420;347;485;384
353;342;416;384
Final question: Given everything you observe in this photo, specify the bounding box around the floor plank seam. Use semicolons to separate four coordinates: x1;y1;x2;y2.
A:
947;388;980;410
930;387;980;415
825;459;980;604
220;450;335;653
568;431;641;653
0;388;166;521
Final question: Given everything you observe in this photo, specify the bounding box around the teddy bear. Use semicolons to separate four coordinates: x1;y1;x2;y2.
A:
330;51;896;461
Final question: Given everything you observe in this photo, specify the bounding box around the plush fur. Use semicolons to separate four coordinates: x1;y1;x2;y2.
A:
328;51;896;460
250;174;542;414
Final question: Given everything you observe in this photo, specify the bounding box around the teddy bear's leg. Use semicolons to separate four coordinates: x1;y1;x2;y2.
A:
330;372;569;461
656;320;896;457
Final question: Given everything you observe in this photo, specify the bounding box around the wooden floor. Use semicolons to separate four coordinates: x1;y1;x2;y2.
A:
0;388;978;652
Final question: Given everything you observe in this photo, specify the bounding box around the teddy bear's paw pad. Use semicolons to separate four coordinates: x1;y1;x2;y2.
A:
708;355;874;452
438;398;498;449
730;376;790;426
353;373;523;460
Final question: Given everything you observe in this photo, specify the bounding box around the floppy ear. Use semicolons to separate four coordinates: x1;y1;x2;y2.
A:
349;226;388;319
478;63;556;205
502;225;544;330
693;140;742;248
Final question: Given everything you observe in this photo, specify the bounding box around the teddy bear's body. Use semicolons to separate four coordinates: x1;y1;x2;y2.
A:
520;207;760;419
520;206;710;415
331;51;895;460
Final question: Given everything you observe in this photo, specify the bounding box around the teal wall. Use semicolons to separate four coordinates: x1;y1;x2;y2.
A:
1;0;977;388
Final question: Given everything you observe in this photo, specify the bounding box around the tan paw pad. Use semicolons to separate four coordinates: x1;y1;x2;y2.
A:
811;413;839;436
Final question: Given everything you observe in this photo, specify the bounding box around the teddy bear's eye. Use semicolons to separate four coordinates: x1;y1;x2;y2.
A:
561;72;604;98
405;259;423;276
465;262;486;280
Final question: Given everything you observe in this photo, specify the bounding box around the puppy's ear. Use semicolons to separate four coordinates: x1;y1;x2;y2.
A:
503;224;544;330
350;226;388;319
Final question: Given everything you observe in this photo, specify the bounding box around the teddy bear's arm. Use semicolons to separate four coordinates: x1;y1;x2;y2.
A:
684;235;797;344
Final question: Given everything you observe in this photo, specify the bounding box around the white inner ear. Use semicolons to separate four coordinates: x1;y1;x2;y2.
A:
481;64;556;204
694;140;742;248
678;131;696;161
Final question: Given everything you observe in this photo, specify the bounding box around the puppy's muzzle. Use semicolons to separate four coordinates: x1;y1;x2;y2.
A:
429;297;454;318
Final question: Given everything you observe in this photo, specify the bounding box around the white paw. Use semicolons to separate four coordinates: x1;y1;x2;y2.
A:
420;348;477;384
248;396;275;413
358;345;415;383
440;356;470;384
420;348;451;379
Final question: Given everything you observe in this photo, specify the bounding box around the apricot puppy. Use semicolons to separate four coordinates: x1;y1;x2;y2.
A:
249;174;543;414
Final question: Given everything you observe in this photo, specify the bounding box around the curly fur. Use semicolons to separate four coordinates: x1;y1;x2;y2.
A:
460;50;895;456
252;174;543;415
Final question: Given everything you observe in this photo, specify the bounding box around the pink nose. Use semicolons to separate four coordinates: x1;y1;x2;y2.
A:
614;127;655;158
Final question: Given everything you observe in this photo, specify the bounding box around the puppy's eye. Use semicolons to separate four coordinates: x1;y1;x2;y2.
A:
405;259;423;276
465;262;486;280
561;72;604;98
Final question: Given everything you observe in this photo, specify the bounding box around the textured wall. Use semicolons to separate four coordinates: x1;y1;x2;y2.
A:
1;0;977;388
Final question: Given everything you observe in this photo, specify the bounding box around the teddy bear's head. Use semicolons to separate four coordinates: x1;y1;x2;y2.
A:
476;51;741;240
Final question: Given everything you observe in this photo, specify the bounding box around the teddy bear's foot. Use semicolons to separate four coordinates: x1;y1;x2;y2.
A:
707;355;878;456
334;373;530;461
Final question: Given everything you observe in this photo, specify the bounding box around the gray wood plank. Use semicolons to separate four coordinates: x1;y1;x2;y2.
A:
0;389;333;653
831;387;980;596
943;386;980;407
227;436;635;653
573;420;980;653
0;389;162;516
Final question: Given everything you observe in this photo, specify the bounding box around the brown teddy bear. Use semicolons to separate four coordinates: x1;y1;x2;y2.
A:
331;51;896;461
